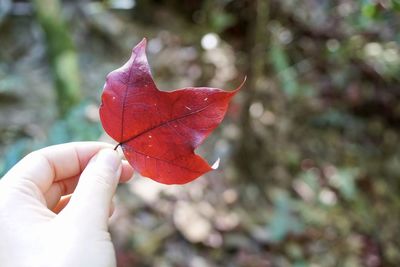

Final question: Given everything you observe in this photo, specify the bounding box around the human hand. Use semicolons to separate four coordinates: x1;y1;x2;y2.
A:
0;142;134;267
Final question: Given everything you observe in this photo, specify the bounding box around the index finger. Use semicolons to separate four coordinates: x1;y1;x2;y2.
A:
3;142;117;193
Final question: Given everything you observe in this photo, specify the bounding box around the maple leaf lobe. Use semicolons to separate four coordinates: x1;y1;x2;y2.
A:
100;38;242;184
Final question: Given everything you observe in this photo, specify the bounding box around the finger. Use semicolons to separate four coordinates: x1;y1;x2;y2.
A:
64;149;121;230
52;194;72;214
109;200;115;218
120;160;134;182
43;161;134;209
53;195;116;217
3;142;115;193
44;176;79;210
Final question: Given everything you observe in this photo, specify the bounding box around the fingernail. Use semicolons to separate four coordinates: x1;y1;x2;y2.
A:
96;149;121;172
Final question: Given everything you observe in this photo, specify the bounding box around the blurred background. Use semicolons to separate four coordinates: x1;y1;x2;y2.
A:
1;0;400;266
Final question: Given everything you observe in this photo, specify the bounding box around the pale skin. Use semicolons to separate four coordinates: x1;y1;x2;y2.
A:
0;142;134;267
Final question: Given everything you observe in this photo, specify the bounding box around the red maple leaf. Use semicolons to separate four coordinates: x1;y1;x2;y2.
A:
99;38;243;184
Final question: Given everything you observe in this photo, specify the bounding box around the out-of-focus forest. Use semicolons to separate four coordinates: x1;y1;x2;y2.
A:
1;0;400;266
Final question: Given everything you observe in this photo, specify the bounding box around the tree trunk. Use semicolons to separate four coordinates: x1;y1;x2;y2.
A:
33;0;81;116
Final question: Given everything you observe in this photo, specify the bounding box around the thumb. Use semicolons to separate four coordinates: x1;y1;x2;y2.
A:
65;148;122;230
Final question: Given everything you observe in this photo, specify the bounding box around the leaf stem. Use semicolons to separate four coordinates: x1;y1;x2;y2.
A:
114;143;121;150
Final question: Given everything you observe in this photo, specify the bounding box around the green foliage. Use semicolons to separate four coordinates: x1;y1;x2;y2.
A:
0;139;30;177
392;0;400;11
270;40;299;98
48;103;102;144
0;103;101;177
267;193;304;242
361;2;377;19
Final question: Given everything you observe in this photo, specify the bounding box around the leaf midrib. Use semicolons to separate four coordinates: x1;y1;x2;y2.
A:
119;98;219;146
